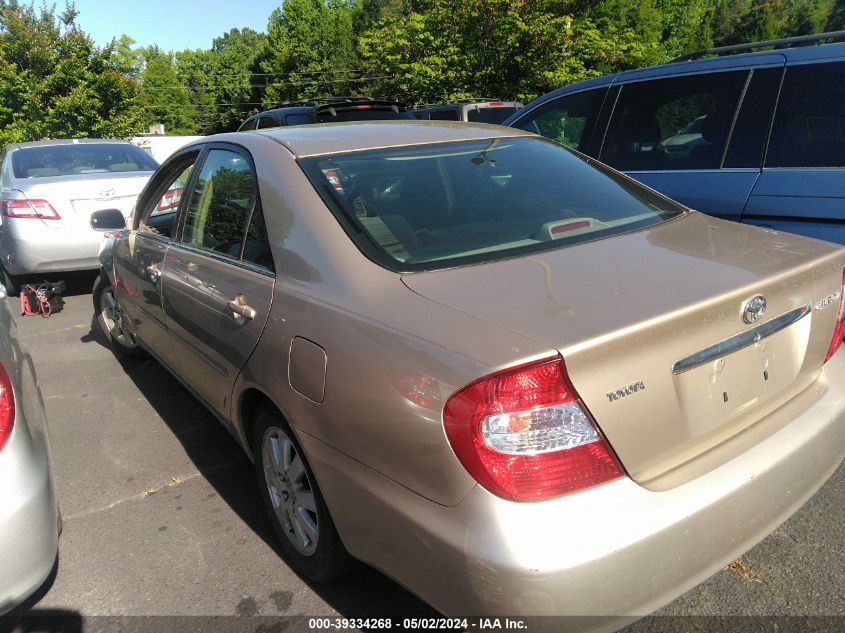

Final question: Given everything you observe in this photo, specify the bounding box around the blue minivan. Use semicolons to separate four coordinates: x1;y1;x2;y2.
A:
504;32;845;244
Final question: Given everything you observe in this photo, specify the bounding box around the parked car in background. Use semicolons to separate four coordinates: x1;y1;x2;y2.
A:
0;139;159;289
237;98;415;131
0;282;59;614
130;134;205;163
505;31;845;245
413;99;523;125
93;122;845;627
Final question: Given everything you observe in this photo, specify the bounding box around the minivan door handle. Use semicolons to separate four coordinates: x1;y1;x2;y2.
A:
226;294;256;320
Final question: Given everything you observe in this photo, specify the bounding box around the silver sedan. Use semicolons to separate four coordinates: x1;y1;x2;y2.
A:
0;139;158;289
0;283;59;614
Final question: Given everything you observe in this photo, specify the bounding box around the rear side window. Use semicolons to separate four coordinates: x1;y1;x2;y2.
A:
314;109;414;123
767;61;845;168
12;143;158;178
239;118;258;131
285;114;312;126
429;109;460;121
723;67;783;168
466;106;518;125
512;89;606;151
601;71;747;171
181;149;258;260
300;137;685;272
257;116;278;129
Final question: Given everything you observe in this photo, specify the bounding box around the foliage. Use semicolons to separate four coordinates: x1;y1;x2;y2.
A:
2;0;844;144
0;0;143;146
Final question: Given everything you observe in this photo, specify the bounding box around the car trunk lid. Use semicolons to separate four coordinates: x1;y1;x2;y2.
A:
402;212;845;489
13;172;152;231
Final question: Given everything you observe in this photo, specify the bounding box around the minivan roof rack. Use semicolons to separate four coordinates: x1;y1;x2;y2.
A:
672;29;845;62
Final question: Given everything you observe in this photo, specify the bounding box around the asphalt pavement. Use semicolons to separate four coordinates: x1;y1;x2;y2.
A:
3;277;843;632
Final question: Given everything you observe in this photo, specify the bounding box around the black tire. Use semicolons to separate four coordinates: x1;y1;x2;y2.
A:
252;405;354;582
92;273;146;358
1;266;18;297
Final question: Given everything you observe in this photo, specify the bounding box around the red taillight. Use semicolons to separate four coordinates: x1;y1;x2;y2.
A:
354;105;371;110
156;187;183;212
824;268;845;363
1;198;60;220
488;101;505;106
443;356;623;502
0;362;14;453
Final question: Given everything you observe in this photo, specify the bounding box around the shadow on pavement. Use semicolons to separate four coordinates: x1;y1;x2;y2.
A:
80;312;437;622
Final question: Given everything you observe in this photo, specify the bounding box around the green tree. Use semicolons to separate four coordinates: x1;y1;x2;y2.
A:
262;0;359;105
0;0;143;146
139;47;198;134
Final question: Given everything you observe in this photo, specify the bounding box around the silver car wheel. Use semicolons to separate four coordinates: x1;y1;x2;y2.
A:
99;286;139;349
262;427;319;556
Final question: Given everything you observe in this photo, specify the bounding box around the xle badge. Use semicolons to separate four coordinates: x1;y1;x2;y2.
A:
607;380;646;403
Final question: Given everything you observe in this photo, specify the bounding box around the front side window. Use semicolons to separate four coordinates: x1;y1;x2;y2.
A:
138;153;199;238
181;149;258;260
601;71;747;171
767;62;845;168
12;143;158;178
300;137;685;272
285;114;312;126
512;89;606;152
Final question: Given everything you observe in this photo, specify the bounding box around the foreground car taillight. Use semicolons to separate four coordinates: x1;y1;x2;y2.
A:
824;267;845;363
0;362;14;453
0;198;60;220
443;356;623;501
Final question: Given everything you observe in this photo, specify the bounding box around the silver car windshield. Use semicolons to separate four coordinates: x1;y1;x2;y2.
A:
12;144;158;179
300;137;686;272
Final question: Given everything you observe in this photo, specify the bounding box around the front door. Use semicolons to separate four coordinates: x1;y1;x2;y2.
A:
162;145;275;419
113;149;200;362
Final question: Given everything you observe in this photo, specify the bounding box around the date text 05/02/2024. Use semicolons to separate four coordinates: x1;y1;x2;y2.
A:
307;618;528;630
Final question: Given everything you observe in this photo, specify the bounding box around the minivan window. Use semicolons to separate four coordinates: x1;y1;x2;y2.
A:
600;71;747;171
181;149;258;259
512;89;606;151
766;61;845;168
300;137;685;272
257;116;278;129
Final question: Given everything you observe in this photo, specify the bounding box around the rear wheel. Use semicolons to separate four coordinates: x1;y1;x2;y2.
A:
93;274;145;358
253;405;353;582
1;266;18;297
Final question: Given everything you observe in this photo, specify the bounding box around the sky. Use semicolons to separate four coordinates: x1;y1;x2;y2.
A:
71;0;282;51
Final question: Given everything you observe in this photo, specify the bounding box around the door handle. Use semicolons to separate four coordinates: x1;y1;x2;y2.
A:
146;264;161;282
227;294;256;320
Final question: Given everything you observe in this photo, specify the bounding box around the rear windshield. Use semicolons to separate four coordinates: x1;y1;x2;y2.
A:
300;136;685;271
315;109;415;123
467;106;519;124
12;144;159;178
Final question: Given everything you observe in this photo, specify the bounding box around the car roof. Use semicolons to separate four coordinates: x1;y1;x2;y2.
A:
5;138;132;151
236;120;534;158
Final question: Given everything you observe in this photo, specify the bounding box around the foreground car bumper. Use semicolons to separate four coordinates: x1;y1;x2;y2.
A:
301;351;845;627
0;425;59;615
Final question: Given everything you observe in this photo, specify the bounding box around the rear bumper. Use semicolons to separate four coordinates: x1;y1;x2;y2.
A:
0;434;59;615
302;351;845;626
1;224;102;274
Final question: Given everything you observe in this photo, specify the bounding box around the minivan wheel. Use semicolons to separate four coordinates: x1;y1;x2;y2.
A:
92;274;145;358
253;406;353;582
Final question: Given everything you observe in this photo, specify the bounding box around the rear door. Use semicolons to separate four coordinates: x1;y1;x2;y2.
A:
743;59;845;244
161;143;274;419
113;147;201;361
599;61;784;221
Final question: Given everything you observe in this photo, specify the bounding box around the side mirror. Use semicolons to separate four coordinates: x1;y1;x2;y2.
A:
90;209;126;231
